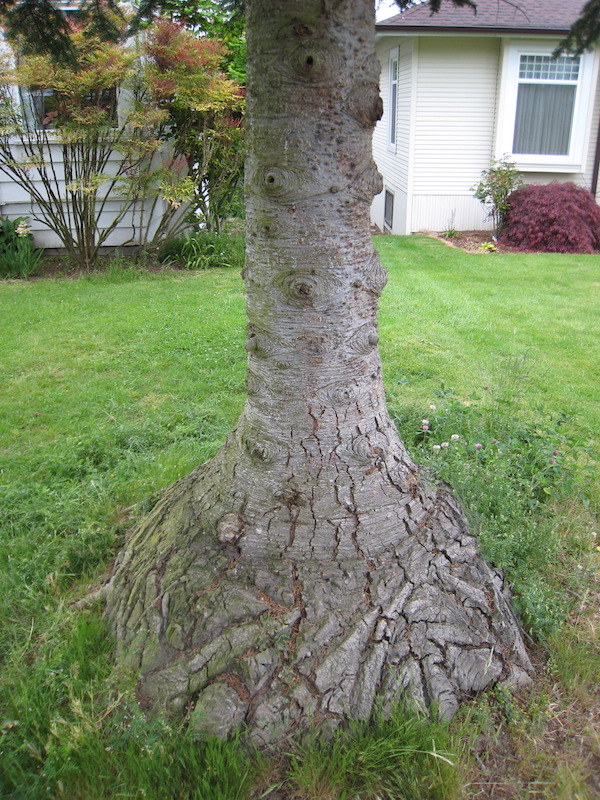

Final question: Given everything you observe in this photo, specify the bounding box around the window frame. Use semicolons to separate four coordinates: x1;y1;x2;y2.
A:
383;187;394;232
388;46;399;152
18;85;119;131
496;39;597;172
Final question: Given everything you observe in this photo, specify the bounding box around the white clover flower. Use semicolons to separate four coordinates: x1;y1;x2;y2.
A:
441;441;449;448
592;531;597;539
433;444;441;452
429;404;436;411
422;419;429;426
451;434;460;441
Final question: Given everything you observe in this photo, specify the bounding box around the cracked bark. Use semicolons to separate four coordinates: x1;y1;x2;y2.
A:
105;0;533;745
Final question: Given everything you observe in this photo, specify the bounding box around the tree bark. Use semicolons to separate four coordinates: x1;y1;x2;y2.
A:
106;0;532;745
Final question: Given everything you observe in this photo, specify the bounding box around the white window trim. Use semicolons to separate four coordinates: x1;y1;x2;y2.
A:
495;38;598;172
387;46;399;153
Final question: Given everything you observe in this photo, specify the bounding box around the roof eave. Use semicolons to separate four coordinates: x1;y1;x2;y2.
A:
375;25;571;36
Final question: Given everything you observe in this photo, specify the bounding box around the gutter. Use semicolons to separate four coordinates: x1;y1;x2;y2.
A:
376;25;572;36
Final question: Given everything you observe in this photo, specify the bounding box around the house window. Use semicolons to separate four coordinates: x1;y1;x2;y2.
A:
497;41;596;171
513;55;580;156
384;189;394;231
20;88;57;129
388;49;398;149
19;86;117;130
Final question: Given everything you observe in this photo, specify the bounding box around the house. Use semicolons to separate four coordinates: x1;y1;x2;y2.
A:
371;0;600;234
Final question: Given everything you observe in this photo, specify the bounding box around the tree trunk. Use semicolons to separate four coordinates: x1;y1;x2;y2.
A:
106;0;532;746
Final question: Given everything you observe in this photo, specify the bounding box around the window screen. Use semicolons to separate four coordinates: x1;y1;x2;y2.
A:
384;189;394;232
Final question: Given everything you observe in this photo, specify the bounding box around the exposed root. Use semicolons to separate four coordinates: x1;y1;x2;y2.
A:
105;446;533;745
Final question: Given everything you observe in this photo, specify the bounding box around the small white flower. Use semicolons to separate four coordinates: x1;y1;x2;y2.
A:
577;564;584;571
592;531;597;538
441;441;449;448
451;434;460;441
429;404;436;411
433;444;441;452
422;419;429;426
15;219;30;237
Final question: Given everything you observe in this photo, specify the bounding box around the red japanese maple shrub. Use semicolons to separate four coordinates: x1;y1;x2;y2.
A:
499;182;600;253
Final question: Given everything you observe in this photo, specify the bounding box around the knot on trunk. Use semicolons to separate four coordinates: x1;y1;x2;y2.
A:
253;164;308;200
350;162;384;203
274;269;342;309
217;513;245;545
345;82;384;128
287;40;342;83
347;323;380;354
316;378;362;406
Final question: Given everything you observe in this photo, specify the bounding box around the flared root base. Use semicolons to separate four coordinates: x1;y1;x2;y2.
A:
106;437;532;745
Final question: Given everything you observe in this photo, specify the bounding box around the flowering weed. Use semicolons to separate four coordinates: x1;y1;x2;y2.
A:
398;380;594;639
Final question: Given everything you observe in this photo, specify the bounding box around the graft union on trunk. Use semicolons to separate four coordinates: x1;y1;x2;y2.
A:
105;0;532;745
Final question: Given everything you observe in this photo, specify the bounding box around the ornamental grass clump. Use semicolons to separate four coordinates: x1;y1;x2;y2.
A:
499;182;600;253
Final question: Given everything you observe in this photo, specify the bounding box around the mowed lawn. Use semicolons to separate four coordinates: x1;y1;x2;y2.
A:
0;236;598;800
376;236;600;457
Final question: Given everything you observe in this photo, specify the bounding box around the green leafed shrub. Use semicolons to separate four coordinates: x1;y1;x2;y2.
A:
472;155;523;235
500;181;600;253
0;216;42;278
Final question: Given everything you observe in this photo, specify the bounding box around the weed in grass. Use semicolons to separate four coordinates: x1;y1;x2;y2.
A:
393;361;595;640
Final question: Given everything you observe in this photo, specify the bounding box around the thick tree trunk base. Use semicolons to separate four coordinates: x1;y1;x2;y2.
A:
106;431;532;746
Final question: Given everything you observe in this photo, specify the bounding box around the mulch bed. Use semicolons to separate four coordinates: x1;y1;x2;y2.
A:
429;230;515;253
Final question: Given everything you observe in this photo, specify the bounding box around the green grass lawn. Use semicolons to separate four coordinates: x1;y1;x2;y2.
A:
376;236;600;457
0;237;598;800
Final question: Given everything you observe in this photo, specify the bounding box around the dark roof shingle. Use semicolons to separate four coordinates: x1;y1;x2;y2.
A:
377;0;586;34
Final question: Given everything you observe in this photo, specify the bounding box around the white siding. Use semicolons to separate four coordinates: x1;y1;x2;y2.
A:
584;65;600;198
412;194;491;231
371;39;414;233
0;143;175;249
411;37;500;231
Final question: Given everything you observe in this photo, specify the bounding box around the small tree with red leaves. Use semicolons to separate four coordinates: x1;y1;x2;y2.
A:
144;21;245;235
500;182;600;253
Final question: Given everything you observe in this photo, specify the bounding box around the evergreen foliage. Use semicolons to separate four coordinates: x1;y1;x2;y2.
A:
557;0;600;54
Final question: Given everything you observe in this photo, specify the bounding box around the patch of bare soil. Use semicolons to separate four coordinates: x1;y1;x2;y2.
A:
429;230;516;253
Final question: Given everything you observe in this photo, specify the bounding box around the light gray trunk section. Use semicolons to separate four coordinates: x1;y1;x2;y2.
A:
105;0;532;745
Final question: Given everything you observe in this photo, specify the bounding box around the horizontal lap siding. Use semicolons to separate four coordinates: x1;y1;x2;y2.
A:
585;71;600;198
0;144;172;248
411;37;499;231
372;39;413;233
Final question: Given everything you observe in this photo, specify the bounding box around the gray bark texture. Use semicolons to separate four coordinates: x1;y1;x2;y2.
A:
105;0;533;745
